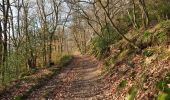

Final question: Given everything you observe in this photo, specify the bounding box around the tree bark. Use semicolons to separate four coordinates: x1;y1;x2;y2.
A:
98;0;140;51
132;0;138;28
0;21;3;83
1;0;10;84
138;0;149;28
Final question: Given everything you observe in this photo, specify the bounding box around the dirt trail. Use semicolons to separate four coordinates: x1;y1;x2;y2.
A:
27;55;113;100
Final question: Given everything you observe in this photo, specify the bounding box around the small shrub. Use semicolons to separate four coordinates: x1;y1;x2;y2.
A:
157;92;170;100
159;51;170;60
127;61;135;68
89;36;109;59
57;55;72;67
155;32;167;43
13;95;22;100
104;57;115;66
143;50;154;57
156;73;170;93
156;80;168;92
143;31;151;38
118;80;127;88
125;86;138;100
89;23;122;59
157;33;167;40
117;49;130;61
156;73;170;100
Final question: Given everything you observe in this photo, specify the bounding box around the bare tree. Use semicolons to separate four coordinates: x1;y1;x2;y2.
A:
1;0;10;83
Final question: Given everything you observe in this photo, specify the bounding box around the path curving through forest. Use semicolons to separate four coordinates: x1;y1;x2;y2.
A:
26;55;114;100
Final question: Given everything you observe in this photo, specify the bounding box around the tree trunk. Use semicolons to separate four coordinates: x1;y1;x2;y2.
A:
0;21;3;84
132;0;138;28
48;33;53;66
22;0;37;69
138;0;149;29
1;0;10;84
98;0;141;51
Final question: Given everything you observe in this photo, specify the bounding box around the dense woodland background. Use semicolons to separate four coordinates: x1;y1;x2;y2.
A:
0;0;170;99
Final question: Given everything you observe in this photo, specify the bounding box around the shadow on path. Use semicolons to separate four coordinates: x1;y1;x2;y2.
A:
27;55;112;100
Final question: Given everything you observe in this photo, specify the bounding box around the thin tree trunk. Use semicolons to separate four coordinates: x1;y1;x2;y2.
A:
138;0;149;28
83;29;87;53
0;21;3;84
127;10;136;28
43;33;47;66
48;33;53;65
22;0;36;69
132;0;138;28
98;0;140;51
1;0;10;84
72;31;82;52
17;0;21;37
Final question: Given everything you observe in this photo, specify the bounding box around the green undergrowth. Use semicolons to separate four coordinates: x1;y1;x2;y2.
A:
143;46;170;61
143;49;154;57
114;20;170;51
103;20;170;69
103;48;135;73
118;80;127;88
89;23;122;60
89;20;170;99
5;55;73;100
140;20;170;47
56;55;73;67
125;86;138;100
156;73;170;100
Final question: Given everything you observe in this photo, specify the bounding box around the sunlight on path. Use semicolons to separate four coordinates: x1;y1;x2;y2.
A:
27;55;113;100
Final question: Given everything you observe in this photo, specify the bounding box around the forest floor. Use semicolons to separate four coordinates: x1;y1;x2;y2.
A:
26;55;114;100
0;52;169;100
0;55;114;100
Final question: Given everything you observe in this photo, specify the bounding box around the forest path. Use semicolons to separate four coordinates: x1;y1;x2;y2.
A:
27;55;113;100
